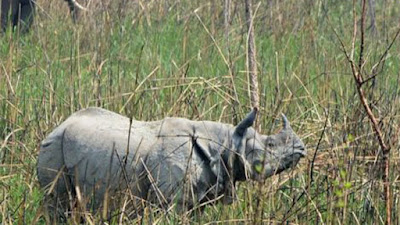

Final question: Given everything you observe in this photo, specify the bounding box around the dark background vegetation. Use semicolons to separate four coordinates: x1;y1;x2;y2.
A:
0;0;399;224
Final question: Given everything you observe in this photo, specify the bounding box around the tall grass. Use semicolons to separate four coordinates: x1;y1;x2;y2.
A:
1;0;399;224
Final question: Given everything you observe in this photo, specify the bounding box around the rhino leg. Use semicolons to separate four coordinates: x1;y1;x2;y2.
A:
1;0;14;32
64;0;80;23
17;0;34;32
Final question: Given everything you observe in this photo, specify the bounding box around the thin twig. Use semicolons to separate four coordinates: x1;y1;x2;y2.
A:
358;0;366;71
367;27;400;81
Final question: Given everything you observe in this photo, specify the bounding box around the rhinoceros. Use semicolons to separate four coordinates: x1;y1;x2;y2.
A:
37;107;306;217
1;0;86;32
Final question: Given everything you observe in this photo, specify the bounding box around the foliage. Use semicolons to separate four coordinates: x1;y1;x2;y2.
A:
1;0;400;224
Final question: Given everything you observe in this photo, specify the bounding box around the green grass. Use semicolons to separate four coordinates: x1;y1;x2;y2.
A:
1;0;400;224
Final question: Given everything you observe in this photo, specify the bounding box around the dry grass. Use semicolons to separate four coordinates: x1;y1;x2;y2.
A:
1;0;400;224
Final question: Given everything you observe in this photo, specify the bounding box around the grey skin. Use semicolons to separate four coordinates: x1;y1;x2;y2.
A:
1;0;35;32
37;107;306;218
1;0;85;32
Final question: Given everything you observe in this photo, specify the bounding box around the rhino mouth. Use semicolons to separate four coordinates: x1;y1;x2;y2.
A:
293;149;307;157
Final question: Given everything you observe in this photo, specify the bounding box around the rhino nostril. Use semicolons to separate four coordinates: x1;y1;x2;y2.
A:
294;145;305;151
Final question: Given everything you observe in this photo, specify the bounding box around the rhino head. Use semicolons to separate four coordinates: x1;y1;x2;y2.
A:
231;108;306;181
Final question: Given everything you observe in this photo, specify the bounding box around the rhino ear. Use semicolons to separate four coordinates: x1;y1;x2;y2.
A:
231;108;257;181
234;108;257;137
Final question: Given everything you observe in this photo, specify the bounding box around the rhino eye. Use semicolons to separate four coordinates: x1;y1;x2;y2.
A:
266;140;276;148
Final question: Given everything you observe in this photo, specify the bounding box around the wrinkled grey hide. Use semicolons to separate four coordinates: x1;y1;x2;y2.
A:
37;107;306;217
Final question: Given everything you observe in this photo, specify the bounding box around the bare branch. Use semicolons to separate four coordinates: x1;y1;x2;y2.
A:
350;0;357;62
370;27;400;76
334;1;397;223
358;0;366;71
245;0;260;110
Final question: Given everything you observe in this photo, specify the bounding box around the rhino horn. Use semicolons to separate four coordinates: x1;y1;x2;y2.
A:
281;113;292;130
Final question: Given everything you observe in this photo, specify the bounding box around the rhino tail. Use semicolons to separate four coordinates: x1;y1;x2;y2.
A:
37;124;70;195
